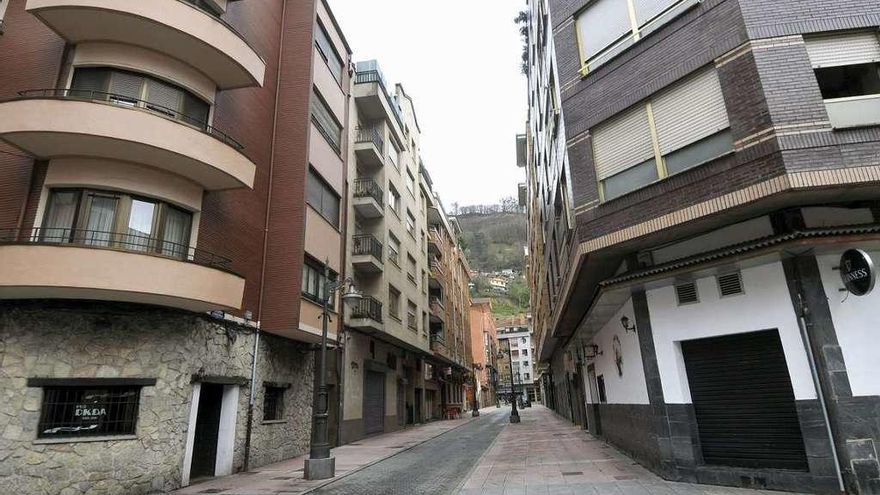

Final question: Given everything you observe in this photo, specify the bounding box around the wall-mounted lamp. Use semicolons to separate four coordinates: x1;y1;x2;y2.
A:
620;316;637;334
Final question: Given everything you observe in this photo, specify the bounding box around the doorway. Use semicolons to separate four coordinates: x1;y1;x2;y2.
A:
586;364;602;435
190;383;223;480
414;388;422;423
364;371;385;435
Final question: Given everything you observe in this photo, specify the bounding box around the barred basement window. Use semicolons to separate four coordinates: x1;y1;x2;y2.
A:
37;385;142;439
675;281;699;305
263;386;285;421
717;271;744;297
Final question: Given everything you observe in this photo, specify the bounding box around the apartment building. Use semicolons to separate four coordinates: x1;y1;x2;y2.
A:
0;1;351;493
496;326;537;403
469;298;499;408
525;0;880;493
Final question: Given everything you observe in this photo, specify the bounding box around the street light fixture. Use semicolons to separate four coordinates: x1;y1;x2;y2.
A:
304;271;361;481
497;340;520;424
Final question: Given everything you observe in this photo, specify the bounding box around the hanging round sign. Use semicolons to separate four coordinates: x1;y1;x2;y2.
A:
839;249;875;296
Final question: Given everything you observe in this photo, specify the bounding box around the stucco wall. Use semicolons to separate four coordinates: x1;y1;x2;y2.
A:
817;250;880;397
585;298;650;405
0;301;313;495
647;261;817;403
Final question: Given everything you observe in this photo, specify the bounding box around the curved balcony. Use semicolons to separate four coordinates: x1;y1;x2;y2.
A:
26;0;265;89
0;92;256;190
0;228;244;312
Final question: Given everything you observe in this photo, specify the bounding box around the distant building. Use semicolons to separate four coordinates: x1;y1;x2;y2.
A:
496;325;537;403
469;298;499;408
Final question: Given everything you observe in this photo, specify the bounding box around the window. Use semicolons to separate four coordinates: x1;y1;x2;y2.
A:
524;373;530;381
389;285;401;319
406;169;416;196
311;89;342;152
301;256;338;309
576;0;698;74
388;184;401;215
523;361;529;367
593;67;732;200
806;31;880;129
388;233;400;265
407;301;418;330
597;375;607;403
314;20;343;83
522;349;529;356
263;385;286;421
406;210;416;237
306;168;340;226
407;254;417;285
36;383;144;439
41;189;193;258
71;68;210;128
388;142;400;169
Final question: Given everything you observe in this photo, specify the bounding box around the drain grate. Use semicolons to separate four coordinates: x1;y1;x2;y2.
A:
271;476;295;480
561;471;583;476
198;490;226;494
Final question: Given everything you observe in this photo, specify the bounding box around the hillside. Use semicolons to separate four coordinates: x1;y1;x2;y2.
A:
455;211;529;317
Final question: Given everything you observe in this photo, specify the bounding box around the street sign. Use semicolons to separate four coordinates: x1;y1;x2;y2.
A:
840;249;875;296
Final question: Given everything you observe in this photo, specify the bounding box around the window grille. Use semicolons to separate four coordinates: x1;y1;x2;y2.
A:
37;386;141;438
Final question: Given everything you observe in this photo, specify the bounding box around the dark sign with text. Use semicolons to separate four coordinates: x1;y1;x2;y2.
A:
840;249;875;296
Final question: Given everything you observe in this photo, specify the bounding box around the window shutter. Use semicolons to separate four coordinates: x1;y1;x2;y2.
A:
717;272;744;297
575;0;632;61
146;79;182;114
805;31;880;68
633;0;674;26
109;71;143;100
652;68;729;156
592;104;655;180
71;68;109;95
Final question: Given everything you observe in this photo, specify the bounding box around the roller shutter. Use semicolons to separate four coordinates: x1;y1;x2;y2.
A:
575;0;632;61
109;71;143;101
592;104;655;179
681;330;808;470
364;371;385;435
633;0;675;26
805;31;880;68
652;68;729;155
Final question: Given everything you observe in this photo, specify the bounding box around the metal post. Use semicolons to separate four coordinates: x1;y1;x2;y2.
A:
507;339;520;423
305;266;335;480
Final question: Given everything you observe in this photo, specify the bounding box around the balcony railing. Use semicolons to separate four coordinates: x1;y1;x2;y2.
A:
351;296;383;322
0;227;234;272
352;234;383;260
17;89;244;150
353;178;383;205
355;125;384;153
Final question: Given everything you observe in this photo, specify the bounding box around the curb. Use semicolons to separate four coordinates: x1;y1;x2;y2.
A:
301;410;496;494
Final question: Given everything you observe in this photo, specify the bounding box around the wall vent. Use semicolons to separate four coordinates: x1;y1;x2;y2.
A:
675;282;699;305
717;272;744;297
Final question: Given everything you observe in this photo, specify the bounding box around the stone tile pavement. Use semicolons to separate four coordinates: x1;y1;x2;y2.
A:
172;407;497;495
457;405;809;495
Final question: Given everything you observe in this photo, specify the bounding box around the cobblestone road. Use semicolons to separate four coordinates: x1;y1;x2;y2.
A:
310;409;508;495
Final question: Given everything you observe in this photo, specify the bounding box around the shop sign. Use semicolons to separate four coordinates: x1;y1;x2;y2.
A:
840;249;875;296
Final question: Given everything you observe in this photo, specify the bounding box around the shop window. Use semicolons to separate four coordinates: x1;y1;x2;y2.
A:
262;385;286;421
35;383;146;439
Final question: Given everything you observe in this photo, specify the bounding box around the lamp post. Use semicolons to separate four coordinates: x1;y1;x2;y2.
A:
304;270;362;481
497;339;520;423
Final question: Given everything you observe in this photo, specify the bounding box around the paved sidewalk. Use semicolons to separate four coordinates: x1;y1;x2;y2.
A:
458;405;808;495
173;407;498;495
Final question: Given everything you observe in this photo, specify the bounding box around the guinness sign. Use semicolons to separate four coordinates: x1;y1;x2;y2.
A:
840;249;875;296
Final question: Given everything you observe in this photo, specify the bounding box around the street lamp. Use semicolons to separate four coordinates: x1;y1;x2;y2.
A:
304;270;362;481
497;339;520;424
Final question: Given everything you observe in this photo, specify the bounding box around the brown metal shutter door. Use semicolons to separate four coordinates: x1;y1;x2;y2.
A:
681;330;808;470
364;371;385;435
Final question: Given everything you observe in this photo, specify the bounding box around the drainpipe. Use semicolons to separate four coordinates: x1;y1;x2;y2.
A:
793;289;846;494
243;326;260;471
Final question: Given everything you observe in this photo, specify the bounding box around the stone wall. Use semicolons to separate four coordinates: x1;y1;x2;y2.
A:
0;301;314;495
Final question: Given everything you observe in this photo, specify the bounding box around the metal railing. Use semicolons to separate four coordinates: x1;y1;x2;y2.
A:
355;125;384;153
353;70;406;131
352;234;383;260
351;296;383;322
16;89;244;150
353;178;383;205
0;228;235;272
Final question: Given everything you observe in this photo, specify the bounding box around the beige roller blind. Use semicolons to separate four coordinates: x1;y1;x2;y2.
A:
576;0;633;61
592;104;655;180
652;67;729;155
633;0;674;27
805;31;880;68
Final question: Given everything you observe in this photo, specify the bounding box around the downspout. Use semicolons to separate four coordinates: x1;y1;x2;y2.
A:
336;74;353;447
247;0;288;472
792;288;846;494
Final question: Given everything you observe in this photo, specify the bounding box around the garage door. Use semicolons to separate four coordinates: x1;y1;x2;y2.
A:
364;371;385;435
681;330;808;470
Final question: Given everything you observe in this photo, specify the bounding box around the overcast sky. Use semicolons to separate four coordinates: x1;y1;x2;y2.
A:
331;0;528;209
